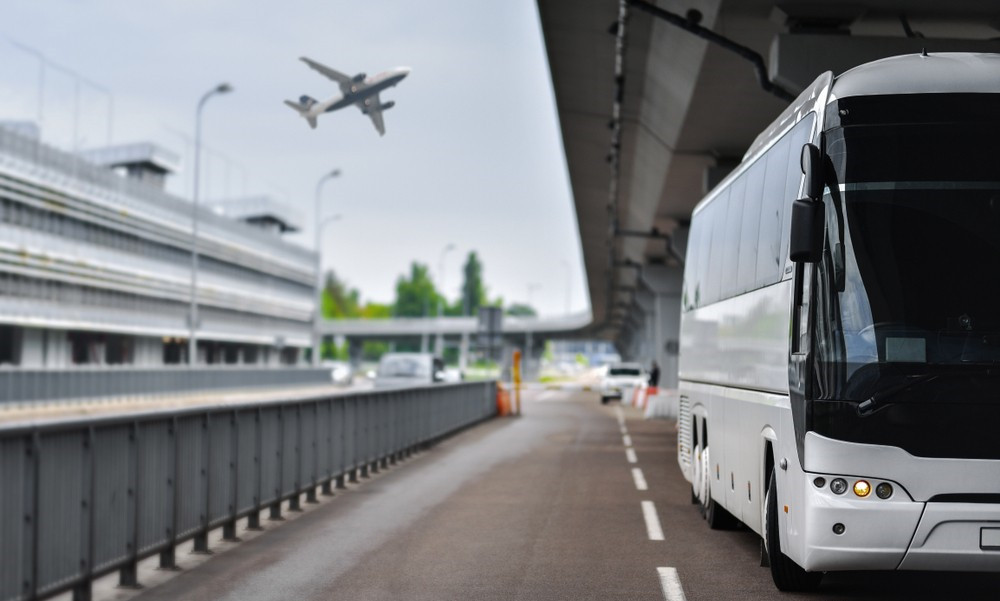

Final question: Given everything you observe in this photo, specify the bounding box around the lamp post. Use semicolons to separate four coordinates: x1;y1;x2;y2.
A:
313;169;341;366
435;243;456;356
188;82;232;364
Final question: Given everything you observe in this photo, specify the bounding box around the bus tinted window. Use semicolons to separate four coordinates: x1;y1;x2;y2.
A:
779;116;815;268
737;160;765;293
757;134;791;287
704;188;728;305
721;175;745;299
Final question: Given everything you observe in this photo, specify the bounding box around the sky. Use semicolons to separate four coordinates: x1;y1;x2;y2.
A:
0;0;589;318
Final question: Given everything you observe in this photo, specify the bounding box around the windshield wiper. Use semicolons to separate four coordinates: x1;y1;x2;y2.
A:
856;373;939;417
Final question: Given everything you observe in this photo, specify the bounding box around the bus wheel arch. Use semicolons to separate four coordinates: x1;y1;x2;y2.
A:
764;469;823;591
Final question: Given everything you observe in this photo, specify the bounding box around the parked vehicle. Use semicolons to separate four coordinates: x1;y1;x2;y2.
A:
322;360;354;386
374;353;445;388
599;362;645;404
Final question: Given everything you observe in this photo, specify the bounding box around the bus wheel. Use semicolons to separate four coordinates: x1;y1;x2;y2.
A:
765;470;823;591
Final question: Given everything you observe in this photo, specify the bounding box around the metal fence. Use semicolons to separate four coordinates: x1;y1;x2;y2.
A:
0;381;497;601
0;367;336;405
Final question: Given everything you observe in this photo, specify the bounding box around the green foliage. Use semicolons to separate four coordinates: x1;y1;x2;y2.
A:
322;270;361;318
542;340;554;362
394;262;442;317
361;341;389;361
460;251;487;316
574;353;589;367
505;303;537;317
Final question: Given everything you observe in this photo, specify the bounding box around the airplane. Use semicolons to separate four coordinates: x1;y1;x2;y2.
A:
284;57;411;136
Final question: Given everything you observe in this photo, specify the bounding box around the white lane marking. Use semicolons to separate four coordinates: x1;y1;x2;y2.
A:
641;501;665;541
631;467;648;491
623;434;632;447
657;567;687;601
615;405;625;426
620;425;628;435
626;448;637;463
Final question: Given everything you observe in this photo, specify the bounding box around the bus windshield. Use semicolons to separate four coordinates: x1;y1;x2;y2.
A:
810;94;1000;458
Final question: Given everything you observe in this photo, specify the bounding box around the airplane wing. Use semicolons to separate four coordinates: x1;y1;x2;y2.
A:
300;57;353;87
359;93;386;136
367;106;386;136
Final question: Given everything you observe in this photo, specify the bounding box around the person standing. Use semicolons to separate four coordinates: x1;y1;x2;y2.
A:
648;361;660;388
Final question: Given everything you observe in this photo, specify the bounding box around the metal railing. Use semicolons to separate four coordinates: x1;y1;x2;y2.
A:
0;367;335;406
0;381;497;601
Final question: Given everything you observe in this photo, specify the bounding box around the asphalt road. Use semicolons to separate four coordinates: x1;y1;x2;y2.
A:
92;387;999;601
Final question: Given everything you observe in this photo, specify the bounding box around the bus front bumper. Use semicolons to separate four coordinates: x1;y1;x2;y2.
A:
898;503;1000;572
799;481;1000;572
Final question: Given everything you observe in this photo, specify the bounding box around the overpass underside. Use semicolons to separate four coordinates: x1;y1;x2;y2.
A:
536;0;1000;386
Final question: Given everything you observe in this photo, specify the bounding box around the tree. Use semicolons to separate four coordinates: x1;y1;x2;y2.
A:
393;262;442;318
322;270;361;318
460;251;487;316
505;303;537;317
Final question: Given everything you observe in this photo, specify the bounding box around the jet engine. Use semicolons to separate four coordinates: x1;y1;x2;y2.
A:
361;101;395;115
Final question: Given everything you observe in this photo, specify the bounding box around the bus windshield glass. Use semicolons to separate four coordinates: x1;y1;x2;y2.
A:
809;94;1000;457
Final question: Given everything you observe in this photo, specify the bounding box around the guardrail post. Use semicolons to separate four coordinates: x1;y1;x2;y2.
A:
248;408;263;531
289;404;303;512
193;414;212;554
119;422;142;589
269;407;284;522
321;399;334;496
223;411;240;542
159;417;179;570
71;427;95;601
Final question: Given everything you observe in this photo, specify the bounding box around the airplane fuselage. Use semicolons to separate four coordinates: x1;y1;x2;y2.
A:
311;68;410;116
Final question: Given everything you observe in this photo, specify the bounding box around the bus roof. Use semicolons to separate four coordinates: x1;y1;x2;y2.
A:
830;52;1000;102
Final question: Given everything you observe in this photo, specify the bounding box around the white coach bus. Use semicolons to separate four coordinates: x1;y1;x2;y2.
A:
677;53;1000;591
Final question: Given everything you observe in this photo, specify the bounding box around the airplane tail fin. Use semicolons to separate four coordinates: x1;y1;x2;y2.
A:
284;96;320;129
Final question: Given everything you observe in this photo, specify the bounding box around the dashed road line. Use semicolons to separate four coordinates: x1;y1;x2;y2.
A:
615;405;625;427
631;467;648;491
625;448;637;463
657;567;687;601
623;434;632;447
620;424;628;435
641;500;665;541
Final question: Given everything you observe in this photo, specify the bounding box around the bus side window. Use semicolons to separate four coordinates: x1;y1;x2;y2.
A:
758;136;791;288
703;189;729;306
738;162;765;294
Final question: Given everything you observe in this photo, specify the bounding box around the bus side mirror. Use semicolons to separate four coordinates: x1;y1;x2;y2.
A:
801;143;824;201
789;198;825;263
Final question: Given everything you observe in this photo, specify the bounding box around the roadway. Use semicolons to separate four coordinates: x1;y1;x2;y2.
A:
73;387;1000;601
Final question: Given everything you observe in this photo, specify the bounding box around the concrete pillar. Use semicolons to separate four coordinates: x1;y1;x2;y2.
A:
640;264;684;390
458;331;469;373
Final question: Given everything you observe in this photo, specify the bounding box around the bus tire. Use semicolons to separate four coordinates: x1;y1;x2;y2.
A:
765;470;822;591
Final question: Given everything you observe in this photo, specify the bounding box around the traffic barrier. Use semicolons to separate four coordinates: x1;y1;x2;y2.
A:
0;381;497;601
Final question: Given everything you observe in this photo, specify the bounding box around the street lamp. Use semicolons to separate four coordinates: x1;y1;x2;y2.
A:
188;82;233;364
435;243;456;356
313;169;341;366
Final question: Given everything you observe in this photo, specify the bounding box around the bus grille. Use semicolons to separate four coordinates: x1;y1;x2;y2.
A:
678;394;691;466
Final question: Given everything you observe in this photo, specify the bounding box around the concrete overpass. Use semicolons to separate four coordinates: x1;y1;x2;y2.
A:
535;0;1000;387
319;311;592;368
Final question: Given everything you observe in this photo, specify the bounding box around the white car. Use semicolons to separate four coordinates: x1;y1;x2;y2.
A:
600;363;646;404
374;353;445;389
322;360;354;386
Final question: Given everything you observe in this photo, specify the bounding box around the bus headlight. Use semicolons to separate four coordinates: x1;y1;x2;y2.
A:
853;480;871;497
830;478;848;495
875;482;893;499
